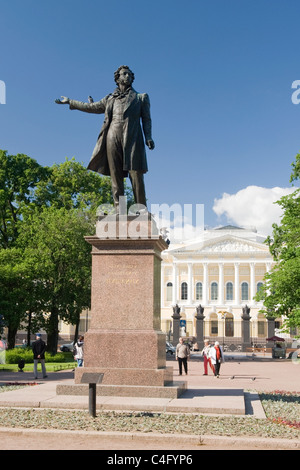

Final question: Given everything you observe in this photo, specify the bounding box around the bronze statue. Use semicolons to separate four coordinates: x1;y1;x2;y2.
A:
242;304;251;318
196;304;204;316
55;66;155;211
172;304;181;316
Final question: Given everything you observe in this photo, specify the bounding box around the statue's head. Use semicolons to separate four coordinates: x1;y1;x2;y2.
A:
114;65;135;86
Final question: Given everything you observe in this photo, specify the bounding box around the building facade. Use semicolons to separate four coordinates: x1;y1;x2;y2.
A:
160;225;278;347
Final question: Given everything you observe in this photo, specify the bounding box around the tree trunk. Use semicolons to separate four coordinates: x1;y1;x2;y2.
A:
26;311;32;347
46;306;59;355
7;326;17;349
73;310;81;343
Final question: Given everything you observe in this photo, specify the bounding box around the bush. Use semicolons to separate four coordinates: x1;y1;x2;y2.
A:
5;349;34;364
5;348;65;364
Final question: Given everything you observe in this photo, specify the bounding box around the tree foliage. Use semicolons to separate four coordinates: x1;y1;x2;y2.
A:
0;150;49;248
17;206;93;354
256;153;300;333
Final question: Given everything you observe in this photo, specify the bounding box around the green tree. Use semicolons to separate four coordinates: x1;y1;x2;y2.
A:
17;206;93;354
0;248;34;348
34;157;134;214
0;150;49;248
256;153;300;334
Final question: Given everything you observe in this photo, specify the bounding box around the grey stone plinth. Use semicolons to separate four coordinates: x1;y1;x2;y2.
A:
56;381;187;399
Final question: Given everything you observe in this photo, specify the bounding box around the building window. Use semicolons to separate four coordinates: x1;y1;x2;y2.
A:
166;282;173;302
181;282;188;300
241;282;249;301
210;314;218;335
257;282;263;293
226;282;233;301
195;282;202;300
211;282;218;301
275;320;281;330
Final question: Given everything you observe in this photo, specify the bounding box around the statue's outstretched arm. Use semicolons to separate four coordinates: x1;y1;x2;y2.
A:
55;96;105;114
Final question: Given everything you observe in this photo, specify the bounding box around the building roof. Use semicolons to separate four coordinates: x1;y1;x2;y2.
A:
215;225;244;230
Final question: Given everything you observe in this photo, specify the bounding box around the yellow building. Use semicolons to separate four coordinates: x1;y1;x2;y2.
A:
160;225;278;347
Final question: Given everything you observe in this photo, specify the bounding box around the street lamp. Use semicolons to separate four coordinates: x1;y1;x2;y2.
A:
219;311;228;349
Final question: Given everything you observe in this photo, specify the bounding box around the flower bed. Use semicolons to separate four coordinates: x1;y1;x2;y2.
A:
0;382;39;393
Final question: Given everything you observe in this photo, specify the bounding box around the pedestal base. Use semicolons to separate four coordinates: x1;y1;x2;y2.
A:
74;328;170;387
75;365;173;387
57;381;187;399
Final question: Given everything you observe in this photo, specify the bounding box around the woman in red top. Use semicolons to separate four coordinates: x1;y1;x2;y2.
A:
209;341;224;377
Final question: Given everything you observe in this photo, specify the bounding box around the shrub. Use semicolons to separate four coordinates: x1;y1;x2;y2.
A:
5;349;65;364
5;349;34;364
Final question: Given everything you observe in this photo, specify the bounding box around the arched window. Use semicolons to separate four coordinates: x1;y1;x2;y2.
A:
195;282;202;300
166;282;173;302
210;313;218;335
226;282;233;301
211;282;218;301
241;282;249;301
257;282;263;293
181;282;188;300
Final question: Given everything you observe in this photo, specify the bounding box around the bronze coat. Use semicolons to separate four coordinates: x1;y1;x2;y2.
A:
69;88;153;176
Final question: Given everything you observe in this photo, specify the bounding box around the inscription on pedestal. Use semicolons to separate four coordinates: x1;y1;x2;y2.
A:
105;263;139;285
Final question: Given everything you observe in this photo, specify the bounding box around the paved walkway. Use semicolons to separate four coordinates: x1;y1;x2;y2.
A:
0;354;299;450
1;353;299;414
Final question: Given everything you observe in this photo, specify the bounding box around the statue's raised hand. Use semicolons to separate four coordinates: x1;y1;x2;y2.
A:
55;96;70;104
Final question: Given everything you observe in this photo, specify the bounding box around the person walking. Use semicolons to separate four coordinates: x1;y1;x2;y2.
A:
32;333;47;379
209;341;225;378
176;337;190;375
73;336;84;367
201;340;215;375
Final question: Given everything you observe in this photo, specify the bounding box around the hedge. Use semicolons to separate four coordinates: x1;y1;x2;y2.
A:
5;348;65;364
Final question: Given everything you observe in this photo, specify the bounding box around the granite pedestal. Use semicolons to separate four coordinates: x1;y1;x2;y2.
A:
59;214;185;398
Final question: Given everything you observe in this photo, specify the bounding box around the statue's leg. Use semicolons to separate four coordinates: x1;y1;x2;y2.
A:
129;171;147;207
106;129;125;208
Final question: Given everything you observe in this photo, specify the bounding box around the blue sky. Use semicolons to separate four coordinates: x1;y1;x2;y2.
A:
1;0;300;234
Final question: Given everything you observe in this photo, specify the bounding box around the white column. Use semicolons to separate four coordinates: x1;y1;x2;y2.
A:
161;264;165;307
218;263;224;305
250;262;255;304
202;262;208;305
188;262;193;304
172;263;178;304
234;262;240;305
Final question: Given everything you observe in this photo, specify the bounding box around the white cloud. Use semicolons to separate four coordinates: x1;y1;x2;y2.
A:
213;185;297;236
151;203;205;242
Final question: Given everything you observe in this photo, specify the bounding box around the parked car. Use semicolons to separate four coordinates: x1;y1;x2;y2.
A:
15;342;33;348
60;342;74;353
166;342;176;355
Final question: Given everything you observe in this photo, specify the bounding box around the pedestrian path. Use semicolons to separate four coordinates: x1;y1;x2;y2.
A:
0;372;254;416
0;355;299;418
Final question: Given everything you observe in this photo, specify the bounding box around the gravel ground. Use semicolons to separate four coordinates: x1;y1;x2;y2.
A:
0;389;299;440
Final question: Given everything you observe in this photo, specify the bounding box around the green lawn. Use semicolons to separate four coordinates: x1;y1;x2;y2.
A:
0;362;76;372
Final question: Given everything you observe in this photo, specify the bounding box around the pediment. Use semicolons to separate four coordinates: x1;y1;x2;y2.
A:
168;234;269;255
200;239;263;253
